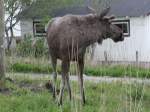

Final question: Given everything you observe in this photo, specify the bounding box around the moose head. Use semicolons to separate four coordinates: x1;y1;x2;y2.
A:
88;7;124;44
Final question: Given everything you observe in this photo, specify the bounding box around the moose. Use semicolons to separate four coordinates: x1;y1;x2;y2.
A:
45;7;124;105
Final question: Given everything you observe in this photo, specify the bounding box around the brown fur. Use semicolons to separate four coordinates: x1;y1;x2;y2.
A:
46;8;124;105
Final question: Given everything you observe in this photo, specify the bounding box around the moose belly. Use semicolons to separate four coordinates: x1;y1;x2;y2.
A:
52;47;86;61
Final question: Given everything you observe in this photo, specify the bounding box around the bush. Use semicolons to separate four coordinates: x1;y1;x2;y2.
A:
16;35;32;57
16;35;49;58
32;37;49;58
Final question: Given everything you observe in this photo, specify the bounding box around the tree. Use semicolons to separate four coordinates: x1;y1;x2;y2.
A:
0;0;5;88
4;0;32;50
4;0;82;50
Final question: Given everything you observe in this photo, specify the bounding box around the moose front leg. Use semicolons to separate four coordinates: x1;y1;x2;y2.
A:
78;58;86;104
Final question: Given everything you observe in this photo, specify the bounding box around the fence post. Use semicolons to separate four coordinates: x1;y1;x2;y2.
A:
104;51;108;64
136;51;138;65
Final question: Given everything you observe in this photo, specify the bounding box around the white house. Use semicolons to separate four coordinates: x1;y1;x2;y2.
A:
19;0;150;64
93;0;150;65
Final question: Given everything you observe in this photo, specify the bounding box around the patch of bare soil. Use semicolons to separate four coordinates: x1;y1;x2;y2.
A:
18;80;46;93
0;78;54;95
0;78;15;95
0;88;11;95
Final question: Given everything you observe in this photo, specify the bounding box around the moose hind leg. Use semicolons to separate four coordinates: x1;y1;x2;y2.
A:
78;59;86;104
58;75;65;105
58;60;70;105
51;57;57;99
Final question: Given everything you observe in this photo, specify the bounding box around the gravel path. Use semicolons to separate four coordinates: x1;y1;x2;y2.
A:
6;73;150;85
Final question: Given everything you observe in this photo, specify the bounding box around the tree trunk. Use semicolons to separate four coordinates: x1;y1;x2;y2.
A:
0;0;5;87
7;26;14;50
5;27;10;52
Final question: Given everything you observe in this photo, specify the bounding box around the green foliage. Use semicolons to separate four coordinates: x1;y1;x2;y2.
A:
32;38;48;58
16;35;32;57
10;63;53;74
16;35;48;58
41;15;52;25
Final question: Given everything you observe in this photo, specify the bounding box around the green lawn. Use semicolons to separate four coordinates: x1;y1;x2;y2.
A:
5;56;150;78
0;77;150;112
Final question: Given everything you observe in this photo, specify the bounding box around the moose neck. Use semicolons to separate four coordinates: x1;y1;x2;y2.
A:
78;15;104;47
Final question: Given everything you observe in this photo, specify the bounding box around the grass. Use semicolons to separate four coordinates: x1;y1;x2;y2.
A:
84;65;150;78
5;56;150;78
0;76;150;112
10;63;53;74
8;62;150;78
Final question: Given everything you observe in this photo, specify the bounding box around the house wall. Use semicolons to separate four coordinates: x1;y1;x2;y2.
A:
20;19;33;37
93;15;150;62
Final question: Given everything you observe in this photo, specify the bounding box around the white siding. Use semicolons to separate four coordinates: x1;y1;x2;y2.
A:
20;19;33;37
94;15;150;62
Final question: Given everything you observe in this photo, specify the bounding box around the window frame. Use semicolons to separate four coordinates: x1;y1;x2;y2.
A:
33;20;46;37
112;20;130;37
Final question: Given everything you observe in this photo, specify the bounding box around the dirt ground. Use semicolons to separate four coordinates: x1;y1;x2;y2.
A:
0;77;53;95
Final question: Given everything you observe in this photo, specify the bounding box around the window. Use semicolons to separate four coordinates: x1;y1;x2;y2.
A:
112;20;130;37
33;20;46;37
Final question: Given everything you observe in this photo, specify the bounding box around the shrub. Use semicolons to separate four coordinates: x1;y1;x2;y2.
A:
32;37;49;58
16;35;32;57
16;35;49;58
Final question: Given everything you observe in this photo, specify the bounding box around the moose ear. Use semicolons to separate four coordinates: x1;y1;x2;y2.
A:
87;6;96;14
99;7;110;18
109;15;115;20
103;15;115;21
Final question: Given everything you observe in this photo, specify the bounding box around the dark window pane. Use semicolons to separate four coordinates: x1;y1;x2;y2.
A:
122;23;128;33
34;21;46;36
114;21;129;36
36;24;45;33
